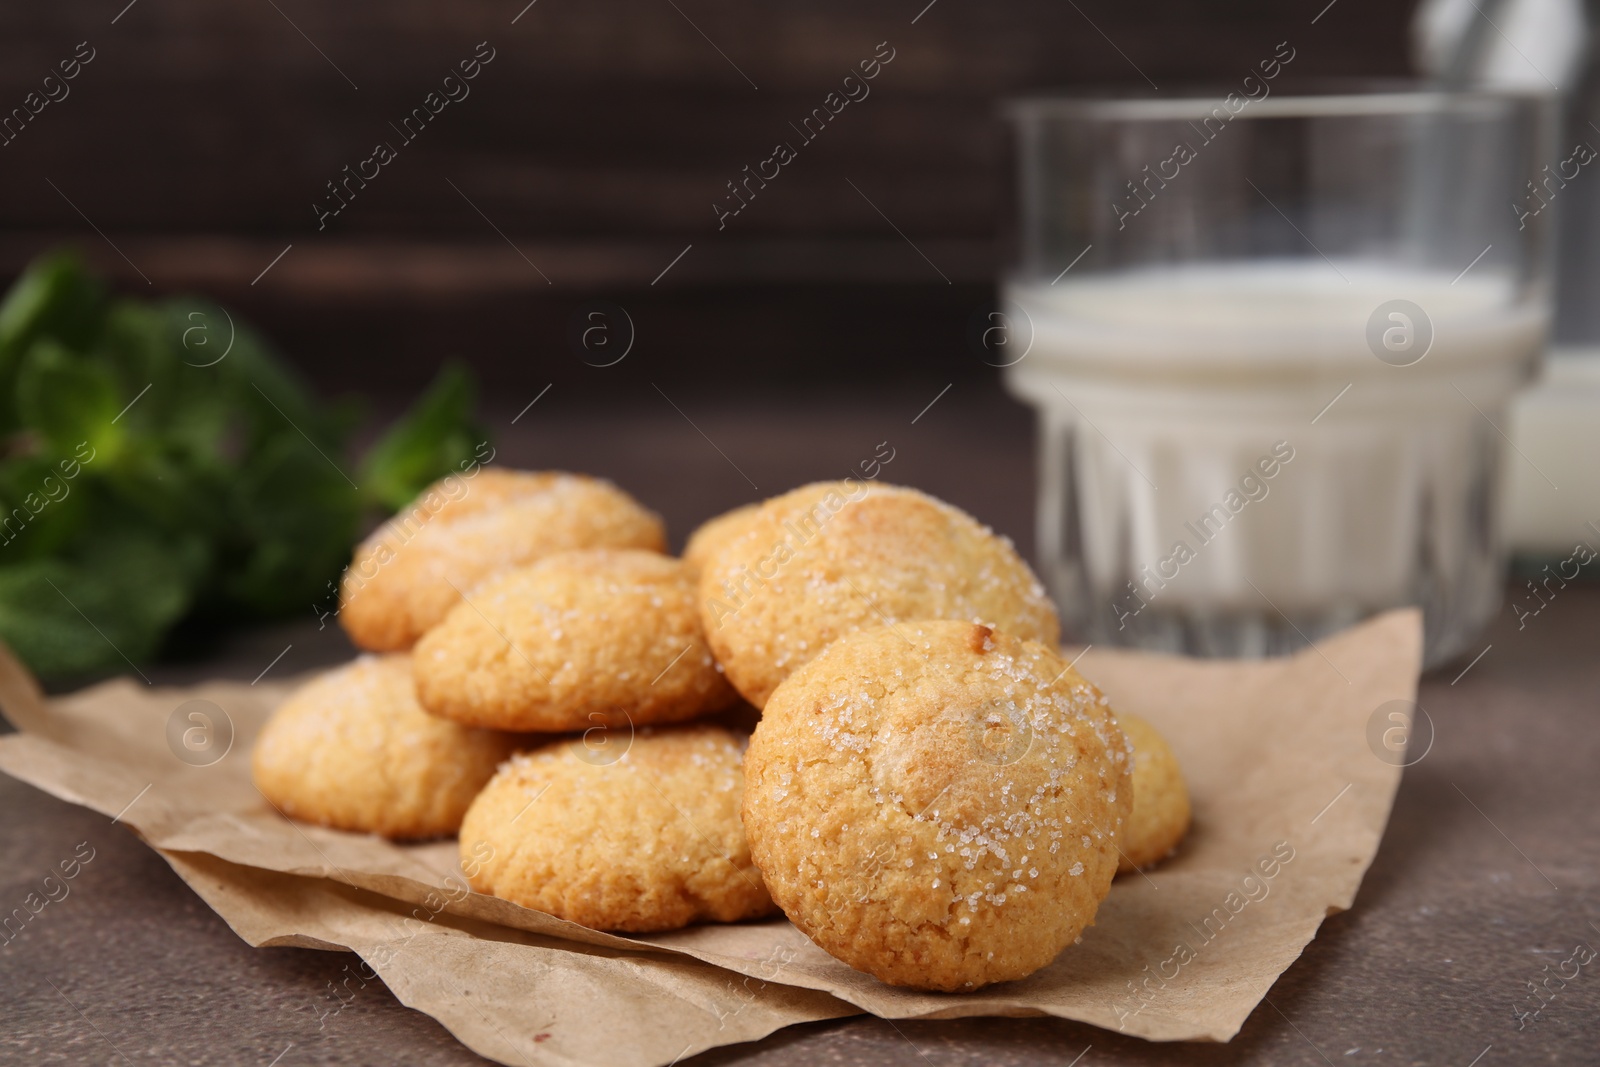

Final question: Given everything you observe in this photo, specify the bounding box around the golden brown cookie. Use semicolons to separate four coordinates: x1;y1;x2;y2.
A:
743;620;1131;991
699;481;1060;707
459;725;776;932
1114;710;1191;872
414;549;738;732
681;502;761;574
251;654;524;840
340;470;665;652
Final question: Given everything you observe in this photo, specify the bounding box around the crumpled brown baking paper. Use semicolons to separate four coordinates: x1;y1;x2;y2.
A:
0;609;1421;1063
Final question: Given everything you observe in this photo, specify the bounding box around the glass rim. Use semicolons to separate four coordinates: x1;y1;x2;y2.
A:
1004;86;1552;123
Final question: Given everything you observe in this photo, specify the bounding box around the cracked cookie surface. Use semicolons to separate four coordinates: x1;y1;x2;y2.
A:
414;549;737;731
698;481;1059;708
743;620;1130;991
681;502;762;575
459;724;776;932
340;470;665;652
251;653;525;840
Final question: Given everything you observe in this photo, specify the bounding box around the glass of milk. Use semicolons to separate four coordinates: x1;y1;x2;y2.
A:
1002;88;1555;666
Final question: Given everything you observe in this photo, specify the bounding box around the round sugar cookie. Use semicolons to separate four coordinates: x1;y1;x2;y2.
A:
414;549;738;731
251;654;524;840
743;620;1131;991
1115;710;1191;872
699;481;1060;707
340;470;665;652
459;725;776;932
681;502;761;574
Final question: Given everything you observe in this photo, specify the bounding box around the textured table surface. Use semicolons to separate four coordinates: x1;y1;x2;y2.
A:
2;389;1596;1066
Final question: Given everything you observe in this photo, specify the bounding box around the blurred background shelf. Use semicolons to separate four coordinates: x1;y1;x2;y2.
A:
0;1;1411;391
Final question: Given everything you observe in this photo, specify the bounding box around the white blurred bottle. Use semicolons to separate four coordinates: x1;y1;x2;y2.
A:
1414;0;1600;556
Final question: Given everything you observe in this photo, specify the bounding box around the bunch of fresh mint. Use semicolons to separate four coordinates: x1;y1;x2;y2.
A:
0;252;485;679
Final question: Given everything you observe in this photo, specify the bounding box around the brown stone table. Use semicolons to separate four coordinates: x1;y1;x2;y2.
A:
2;389;1596;1065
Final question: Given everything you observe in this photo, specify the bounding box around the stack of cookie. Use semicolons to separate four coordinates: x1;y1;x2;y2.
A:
252;471;1191;991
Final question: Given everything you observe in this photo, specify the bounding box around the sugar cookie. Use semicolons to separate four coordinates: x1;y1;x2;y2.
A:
459;725;775;932
340;470;665;652
251;654;523;840
1115;710;1191;872
699;481;1059;707
414;549;737;731
743;620;1130;991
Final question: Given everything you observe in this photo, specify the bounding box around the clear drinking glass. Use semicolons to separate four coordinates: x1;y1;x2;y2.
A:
1002;87;1556;667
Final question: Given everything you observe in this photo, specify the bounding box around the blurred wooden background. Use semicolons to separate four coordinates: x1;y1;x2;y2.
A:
0;1;1416;397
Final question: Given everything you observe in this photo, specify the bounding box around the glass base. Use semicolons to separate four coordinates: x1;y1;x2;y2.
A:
1023;376;1512;671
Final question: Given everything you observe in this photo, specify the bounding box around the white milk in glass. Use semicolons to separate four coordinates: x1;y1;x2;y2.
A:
1005;260;1544;662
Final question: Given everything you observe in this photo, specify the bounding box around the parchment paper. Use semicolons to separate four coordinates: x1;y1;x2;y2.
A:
0;609;1423;1063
